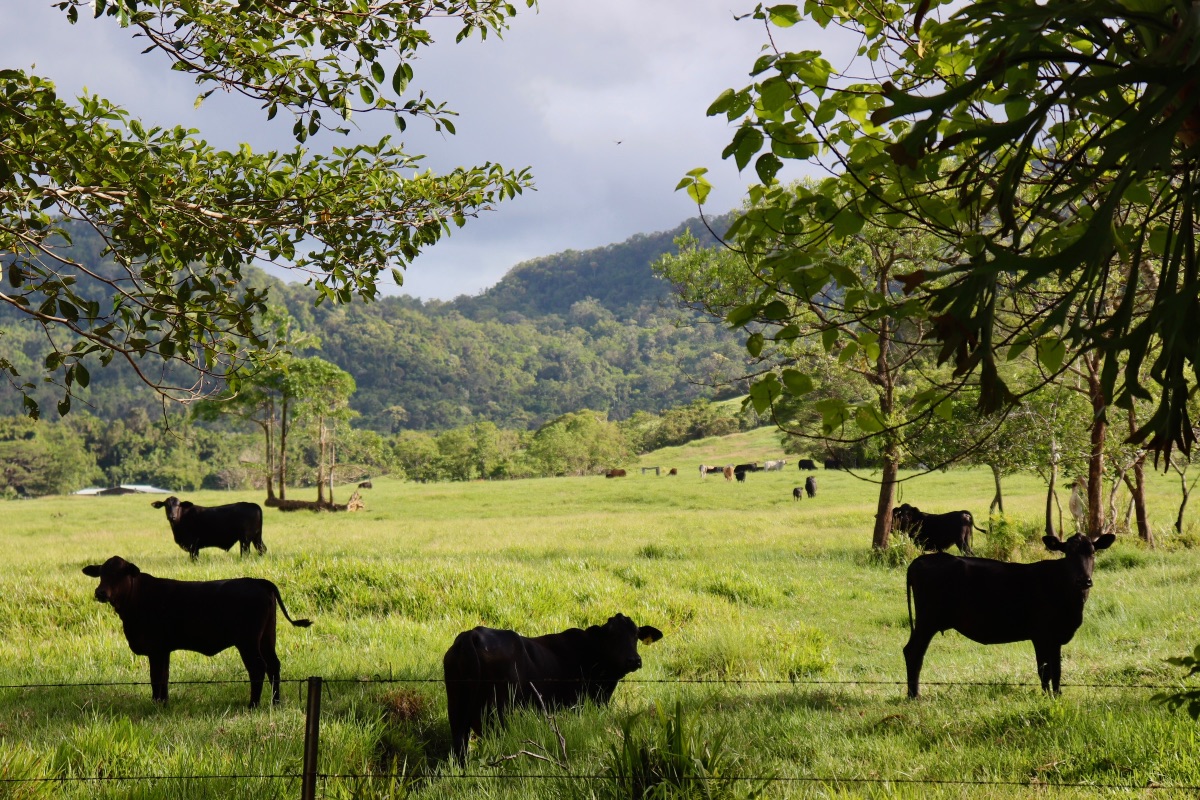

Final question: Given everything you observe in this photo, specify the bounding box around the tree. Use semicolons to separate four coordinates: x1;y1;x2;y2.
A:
658;213;951;549
680;0;1200;458
286;357;356;505
2;0;534;419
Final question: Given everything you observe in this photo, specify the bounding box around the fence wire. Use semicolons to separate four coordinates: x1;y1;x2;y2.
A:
2;674;1195;793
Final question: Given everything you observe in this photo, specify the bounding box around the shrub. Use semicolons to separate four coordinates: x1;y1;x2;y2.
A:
867;536;919;568
594;702;768;800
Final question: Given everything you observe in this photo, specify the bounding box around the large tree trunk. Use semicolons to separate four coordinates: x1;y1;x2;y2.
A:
263;400;276;501
873;450;900;549
1044;440;1060;538
278;395;289;501
1085;355;1107;537
1127;407;1152;544
989;463;1004;516
316;417;327;505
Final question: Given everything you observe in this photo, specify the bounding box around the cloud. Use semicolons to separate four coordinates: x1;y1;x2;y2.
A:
4;1;856;300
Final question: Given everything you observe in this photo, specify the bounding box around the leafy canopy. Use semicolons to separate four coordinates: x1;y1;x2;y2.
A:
681;0;1199;455
2;0;535;418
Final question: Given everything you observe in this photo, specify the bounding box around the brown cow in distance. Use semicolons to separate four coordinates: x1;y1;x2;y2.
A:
82;556;311;707
604;468;627;478
723;465;734;481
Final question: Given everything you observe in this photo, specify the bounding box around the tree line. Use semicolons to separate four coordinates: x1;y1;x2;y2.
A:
0;397;759;499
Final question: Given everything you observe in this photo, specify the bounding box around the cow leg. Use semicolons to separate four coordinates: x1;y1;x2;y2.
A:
903;627;935;698
1033;641;1062;694
149;653;170;704
238;644;269;708
240;538;250;556
255;536;267;555
189;546;200;561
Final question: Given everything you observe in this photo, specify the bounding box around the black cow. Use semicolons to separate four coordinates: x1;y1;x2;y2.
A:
891;503;982;555
903;532;1115;697
443;614;663;762
358;480;373;489
152;496;265;560
82;556;312;707
733;463;760;483
805;476;817;498
798;459;817;471
792;487;803;501
824;458;843;470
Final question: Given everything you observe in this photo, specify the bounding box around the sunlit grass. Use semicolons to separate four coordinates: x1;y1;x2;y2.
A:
2;432;1199;798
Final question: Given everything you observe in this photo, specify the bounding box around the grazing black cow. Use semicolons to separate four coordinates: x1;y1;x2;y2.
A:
151;496;265;560
82;556;312;707
823;458;843;470
891;503;982;555
805;476;817;498
358;480;373;489
792;487;803;501
798;459;817;471
903;532;1115;697
444;614;663;762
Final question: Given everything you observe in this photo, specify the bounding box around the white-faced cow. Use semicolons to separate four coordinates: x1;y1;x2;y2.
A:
891;503;981;555
903;532;1115;697
443;614;663;763
82;556;311;707
152;496;265;560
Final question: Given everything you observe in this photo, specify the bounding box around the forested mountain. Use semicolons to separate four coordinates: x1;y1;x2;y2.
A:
2;216;747;431
453;214;733;321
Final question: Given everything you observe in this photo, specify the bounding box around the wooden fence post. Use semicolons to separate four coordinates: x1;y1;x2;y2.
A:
301;676;322;800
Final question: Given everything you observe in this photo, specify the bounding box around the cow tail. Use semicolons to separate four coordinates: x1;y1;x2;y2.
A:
273;584;312;628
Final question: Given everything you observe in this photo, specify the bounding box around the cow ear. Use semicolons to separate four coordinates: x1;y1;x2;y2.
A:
151;501;164;508
180;501;194;510
123;562;141;576
1093;533;1116;551
82;565;102;577
1043;535;1064;552
638;626;664;644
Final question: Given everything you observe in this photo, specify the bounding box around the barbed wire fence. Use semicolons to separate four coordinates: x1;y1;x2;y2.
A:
1;674;1197;798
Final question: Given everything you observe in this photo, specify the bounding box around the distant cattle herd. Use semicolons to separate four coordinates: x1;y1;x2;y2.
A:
71;459;1119;766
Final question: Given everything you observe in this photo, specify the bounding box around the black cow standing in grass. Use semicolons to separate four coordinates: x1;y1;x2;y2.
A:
805;476;817;498
903;532;1115;698
82;556;312;707
891;503;981;555
793;487;803;501
798;459;817;471
152;496;265;560
443;614;664;763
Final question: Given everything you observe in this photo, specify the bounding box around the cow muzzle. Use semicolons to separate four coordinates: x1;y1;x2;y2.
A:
94;588;109;603
1078;577;1093;591
625;656;642;672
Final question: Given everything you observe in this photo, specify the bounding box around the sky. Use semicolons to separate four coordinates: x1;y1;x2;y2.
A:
5;1;850;300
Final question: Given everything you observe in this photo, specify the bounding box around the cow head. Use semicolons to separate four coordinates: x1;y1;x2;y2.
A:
891;503;921;532
586;614;664;677
82;556;142;612
151;496;189;524
1042;533;1116;591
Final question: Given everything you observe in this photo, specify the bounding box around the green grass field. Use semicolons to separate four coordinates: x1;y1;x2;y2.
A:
3;432;1200;798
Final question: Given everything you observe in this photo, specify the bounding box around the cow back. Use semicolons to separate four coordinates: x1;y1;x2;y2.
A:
118;575;278;657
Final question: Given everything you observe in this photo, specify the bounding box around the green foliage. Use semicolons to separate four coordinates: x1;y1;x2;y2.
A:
980;514;1037;562
527;410;632;476
597;702;767;800
3;2;534;418
693;0;1200;455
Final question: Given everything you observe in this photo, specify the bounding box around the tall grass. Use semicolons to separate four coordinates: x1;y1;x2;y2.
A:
1;438;1199;798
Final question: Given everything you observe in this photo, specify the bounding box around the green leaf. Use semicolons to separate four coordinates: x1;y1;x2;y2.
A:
75;364;90;388
762;300;790;320
755;152;784;184
781;369;813;395
1036;337;1066;373
855;406;885;433
747;331;765;357
767;4;801;27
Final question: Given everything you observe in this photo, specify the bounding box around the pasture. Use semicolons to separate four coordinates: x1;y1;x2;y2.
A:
2;439;1200;799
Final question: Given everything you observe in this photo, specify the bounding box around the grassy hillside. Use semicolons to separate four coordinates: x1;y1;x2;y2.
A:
1;463;1198;798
